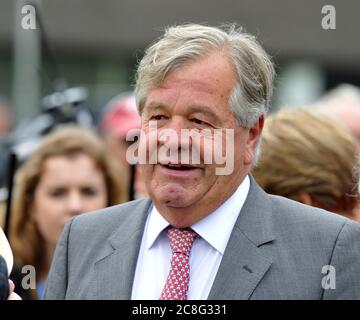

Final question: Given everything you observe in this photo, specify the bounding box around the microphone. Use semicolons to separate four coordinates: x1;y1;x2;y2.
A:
0;227;13;300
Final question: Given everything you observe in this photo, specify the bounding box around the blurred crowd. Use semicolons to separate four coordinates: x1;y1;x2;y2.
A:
0;82;360;299
0;91;146;299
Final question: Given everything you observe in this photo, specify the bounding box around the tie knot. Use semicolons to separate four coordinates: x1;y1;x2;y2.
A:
166;227;197;255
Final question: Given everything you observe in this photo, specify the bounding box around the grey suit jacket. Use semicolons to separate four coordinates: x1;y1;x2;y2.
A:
45;177;360;299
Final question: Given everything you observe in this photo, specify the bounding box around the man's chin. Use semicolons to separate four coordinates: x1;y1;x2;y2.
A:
154;185;195;208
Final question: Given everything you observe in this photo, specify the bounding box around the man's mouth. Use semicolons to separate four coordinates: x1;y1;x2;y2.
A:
161;163;197;171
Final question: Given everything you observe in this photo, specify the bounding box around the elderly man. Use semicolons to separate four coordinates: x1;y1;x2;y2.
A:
45;24;360;300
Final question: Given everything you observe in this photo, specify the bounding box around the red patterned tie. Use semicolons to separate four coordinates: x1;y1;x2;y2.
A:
160;227;197;300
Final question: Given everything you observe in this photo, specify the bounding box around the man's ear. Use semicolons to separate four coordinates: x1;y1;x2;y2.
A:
245;115;264;165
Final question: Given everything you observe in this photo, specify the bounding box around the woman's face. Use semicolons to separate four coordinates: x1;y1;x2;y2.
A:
31;153;108;248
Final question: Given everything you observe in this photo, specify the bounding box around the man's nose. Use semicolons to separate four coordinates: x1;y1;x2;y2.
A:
159;118;189;147
157;118;194;163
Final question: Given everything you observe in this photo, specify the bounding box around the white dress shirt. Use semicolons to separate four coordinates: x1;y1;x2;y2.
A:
131;175;250;300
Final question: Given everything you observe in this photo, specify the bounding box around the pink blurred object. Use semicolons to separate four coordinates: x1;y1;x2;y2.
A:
101;94;141;138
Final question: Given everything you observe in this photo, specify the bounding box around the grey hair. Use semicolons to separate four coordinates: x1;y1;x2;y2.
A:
135;23;275;128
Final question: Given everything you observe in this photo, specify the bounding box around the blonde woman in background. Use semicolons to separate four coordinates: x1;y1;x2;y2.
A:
252;108;360;222
9;127;126;299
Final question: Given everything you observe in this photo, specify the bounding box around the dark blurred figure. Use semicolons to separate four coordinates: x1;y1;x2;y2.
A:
100;93;147;199
0;255;9;300
252;107;360;222
9;126;126;299
1;226;11;300
1;226;21;300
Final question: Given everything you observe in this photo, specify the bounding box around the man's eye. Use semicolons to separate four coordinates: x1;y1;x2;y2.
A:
150;115;166;121
191;118;207;125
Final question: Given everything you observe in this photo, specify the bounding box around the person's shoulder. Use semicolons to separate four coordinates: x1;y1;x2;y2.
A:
268;194;359;236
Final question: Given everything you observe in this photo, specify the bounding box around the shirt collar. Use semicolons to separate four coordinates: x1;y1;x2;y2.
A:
191;175;250;254
146;204;170;249
146;175;250;254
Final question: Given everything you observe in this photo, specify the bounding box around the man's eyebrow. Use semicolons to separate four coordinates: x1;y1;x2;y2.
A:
144;102;222;122
187;105;221;122
144;102;168;113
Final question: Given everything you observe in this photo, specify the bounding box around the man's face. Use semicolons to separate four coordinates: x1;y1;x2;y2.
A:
140;51;262;227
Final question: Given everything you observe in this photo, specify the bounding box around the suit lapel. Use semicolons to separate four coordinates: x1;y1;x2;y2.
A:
94;199;152;299
208;176;275;300
208;230;272;299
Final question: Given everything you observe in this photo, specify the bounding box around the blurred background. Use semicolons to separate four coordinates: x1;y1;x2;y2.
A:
1;0;360;123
